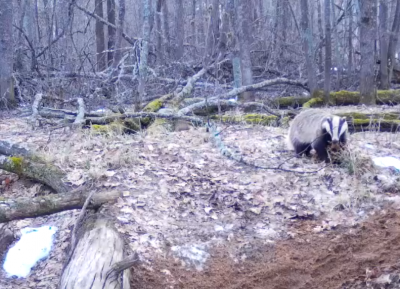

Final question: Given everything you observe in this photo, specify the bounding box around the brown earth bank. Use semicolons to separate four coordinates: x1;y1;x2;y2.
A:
132;209;400;289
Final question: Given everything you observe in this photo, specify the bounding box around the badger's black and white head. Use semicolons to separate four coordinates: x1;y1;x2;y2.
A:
321;115;348;145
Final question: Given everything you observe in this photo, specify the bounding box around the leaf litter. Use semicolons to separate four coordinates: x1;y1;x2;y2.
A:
2;115;400;288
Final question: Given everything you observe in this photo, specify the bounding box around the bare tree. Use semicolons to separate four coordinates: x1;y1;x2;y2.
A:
388;0;400;84
300;0;317;95
379;0;389;89
0;0;15;107
359;0;377;105
95;0;106;71
204;0;220;61
227;0;242;90
137;0;151;109
317;0;324;75
174;0;184;60
112;0;126;68
107;0;116;66
324;0;332;104
236;1;254;101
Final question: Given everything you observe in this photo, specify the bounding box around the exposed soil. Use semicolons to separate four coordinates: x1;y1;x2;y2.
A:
131;209;400;289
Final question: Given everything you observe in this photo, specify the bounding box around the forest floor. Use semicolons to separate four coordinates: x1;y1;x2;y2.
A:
2;107;400;288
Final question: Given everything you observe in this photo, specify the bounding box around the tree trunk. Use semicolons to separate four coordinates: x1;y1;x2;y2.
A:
155;0;164;64
379;0;389;89
317;0;324;75
95;0;106;71
137;0;151;109
227;0;242;92
388;0;400;84
174;0;184;60
112;0;126;68
359;0;377;105
300;0;317;95
107;0;116;66
191;0;197;47
324;0;332;104
59;216;131;289
347;0;353;72
236;1;255;102
161;0;170;60
204;0;220;61
0;0;15;108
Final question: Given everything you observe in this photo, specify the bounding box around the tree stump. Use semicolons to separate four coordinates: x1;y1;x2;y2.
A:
59;215;131;289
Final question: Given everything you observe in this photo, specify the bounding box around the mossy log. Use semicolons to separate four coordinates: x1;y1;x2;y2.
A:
302;89;400;108
211;112;400;133
0;141;69;193
0;190;121;223
59;215;131;289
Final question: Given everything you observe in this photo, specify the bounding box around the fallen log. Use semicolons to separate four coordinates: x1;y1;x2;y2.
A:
0;190;121;223
59;215;132;289
0;141;69;193
178;77;308;115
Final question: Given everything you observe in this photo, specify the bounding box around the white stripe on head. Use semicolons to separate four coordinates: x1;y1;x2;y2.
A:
322;117;333;138
339;117;348;137
331;116;341;141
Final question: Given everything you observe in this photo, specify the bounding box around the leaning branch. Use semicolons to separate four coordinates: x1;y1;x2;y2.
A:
75;4;137;45
0;190;121;223
179;78;308;115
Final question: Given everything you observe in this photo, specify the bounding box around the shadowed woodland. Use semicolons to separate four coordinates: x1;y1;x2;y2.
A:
2;0;400;288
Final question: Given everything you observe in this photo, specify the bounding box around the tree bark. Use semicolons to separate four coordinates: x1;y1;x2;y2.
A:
300;0;317;95
204;0;220;61
324;0;332;104
359;0;377;105
0;190;121;223
379;1;389;89
347;0;353;72
0;0;15;108
59;216;132;289
236;0;255;102
112;0;126;68
107;0;116;66
137;0;151;109
161;0;170;60
317;0;324;75
174;0;184;60
227;0;242;92
388;0;400;84
95;0;106;71
155;0;164;64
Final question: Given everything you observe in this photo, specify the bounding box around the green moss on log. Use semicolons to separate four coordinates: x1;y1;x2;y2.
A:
143;99;163;112
303;97;324;108
330;90;360;105
91;121;125;135
9;157;23;174
273;96;311;108
213;114;279;126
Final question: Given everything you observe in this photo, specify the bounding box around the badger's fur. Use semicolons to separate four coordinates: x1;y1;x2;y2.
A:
286;109;348;162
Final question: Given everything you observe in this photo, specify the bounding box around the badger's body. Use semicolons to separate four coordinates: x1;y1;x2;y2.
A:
286;109;348;162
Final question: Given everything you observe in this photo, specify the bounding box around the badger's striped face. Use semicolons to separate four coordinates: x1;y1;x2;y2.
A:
322;116;348;143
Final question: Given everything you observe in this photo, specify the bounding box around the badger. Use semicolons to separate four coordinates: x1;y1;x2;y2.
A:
286;109;348;163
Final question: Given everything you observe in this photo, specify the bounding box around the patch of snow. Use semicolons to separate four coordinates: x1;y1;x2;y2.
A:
373;156;400;170
3;226;57;278
171;244;210;271
363;143;374;149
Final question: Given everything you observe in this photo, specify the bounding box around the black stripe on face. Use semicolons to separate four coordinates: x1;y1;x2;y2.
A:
338;118;345;136
328;118;333;135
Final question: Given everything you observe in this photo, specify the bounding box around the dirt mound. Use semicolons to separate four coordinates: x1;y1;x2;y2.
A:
132;210;400;289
